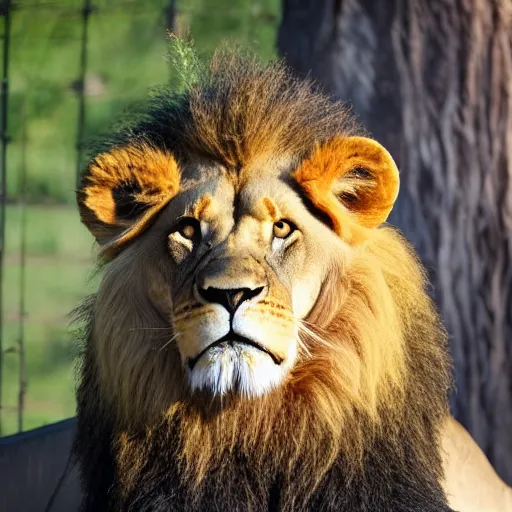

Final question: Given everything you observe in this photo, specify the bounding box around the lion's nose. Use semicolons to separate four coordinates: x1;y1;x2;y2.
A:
195;257;268;313
197;286;264;314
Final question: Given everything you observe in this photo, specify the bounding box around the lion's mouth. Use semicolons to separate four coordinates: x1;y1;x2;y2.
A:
188;331;284;370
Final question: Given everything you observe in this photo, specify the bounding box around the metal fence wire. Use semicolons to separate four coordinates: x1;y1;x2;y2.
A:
0;0;280;436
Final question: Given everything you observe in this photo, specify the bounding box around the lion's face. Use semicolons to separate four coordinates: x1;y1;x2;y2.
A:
79;127;400;415
154;163;344;397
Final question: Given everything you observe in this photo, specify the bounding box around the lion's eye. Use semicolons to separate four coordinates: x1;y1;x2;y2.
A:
175;217;200;241
180;223;196;240
273;220;294;239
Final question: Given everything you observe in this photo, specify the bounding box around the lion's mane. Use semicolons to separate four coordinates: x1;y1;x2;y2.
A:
73;51;453;512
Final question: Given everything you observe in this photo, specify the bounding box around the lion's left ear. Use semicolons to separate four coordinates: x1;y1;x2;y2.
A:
293;136;399;235
77;144;180;258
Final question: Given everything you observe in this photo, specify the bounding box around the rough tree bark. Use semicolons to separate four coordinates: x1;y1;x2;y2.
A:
278;0;512;483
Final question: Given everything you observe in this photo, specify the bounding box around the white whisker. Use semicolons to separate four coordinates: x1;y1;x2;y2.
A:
129;327;175;332
296;319;338;354
296;335;312;358
159;332;182;352
300;318;331;335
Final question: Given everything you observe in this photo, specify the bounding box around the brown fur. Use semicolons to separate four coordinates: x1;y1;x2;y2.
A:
79;226;449;509
74;50;452;511
181;53;359;169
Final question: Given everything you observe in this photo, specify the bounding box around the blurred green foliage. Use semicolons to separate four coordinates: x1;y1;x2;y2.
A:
1;0;280;435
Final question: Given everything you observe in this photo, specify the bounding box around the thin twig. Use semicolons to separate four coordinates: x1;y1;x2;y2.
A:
75;0;93;186
17;103;28;433
0;0;12;436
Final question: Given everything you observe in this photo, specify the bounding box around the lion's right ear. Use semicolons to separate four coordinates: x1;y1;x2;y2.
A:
77;144;180;258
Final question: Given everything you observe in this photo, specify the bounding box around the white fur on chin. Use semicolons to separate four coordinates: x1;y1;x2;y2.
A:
188;342;296;397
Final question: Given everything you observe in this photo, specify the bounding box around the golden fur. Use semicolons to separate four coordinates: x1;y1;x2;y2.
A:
78;144;180;257
84;224;447;502
74;51;452;511
441;418;512;512
294;136;400;236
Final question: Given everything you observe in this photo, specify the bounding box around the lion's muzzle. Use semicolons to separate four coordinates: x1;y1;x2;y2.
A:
173;256;298;397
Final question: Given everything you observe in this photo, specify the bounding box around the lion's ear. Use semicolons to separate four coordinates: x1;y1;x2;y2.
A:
294;136;399;235
77;144;180;257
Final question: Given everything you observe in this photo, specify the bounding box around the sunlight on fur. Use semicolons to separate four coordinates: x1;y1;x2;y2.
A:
88;224;444;496
73;48;452;511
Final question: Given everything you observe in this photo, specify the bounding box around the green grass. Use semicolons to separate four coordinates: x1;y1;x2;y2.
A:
2;204;96;435
1;0;280;436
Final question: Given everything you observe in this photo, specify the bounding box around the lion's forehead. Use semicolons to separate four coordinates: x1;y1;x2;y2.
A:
164;164;308;233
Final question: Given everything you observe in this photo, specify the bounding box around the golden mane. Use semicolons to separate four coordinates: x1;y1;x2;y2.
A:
77;225;450;508
73;49;452;511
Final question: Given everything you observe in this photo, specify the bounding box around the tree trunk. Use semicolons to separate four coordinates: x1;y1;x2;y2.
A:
278;0;512;483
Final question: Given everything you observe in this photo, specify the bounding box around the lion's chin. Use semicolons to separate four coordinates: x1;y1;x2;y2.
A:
187;342;291;397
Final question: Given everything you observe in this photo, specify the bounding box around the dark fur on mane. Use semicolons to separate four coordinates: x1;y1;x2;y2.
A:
74;52;455;511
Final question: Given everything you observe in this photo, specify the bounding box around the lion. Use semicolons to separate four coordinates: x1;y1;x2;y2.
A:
73;50;512;511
